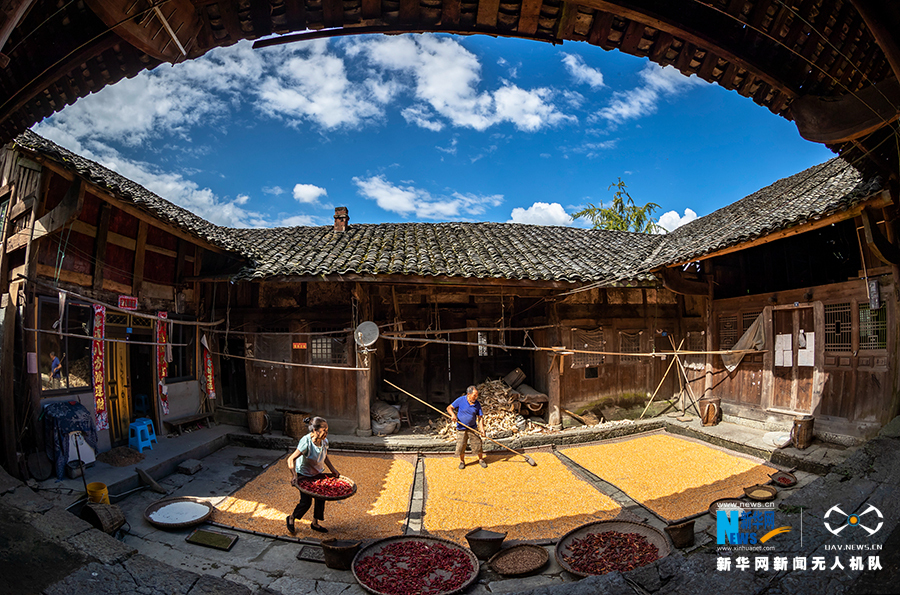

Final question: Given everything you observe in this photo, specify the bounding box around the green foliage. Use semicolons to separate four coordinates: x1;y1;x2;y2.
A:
571;178;664;233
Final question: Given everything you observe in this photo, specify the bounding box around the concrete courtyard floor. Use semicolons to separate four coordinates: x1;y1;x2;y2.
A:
3;414;900;595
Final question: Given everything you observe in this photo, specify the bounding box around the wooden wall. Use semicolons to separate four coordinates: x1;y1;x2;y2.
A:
710;277;897;438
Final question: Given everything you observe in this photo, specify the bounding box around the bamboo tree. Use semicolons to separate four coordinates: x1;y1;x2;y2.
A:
571;178;663;233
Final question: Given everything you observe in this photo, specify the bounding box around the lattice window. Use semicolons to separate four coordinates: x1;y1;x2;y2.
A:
311;327;348;365
719;314;738;349
824;303;852;352
619;332;641;364
742;310;763;334
572;327;605;368
859;304;887;350
684;331;706;370
255;326;291;367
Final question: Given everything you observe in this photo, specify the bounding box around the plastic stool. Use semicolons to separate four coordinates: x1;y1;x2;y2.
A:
129;421;154;453
135;417;158;444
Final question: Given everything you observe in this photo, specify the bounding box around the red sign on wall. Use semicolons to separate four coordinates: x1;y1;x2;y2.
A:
292;343;307;350
118;296;138;310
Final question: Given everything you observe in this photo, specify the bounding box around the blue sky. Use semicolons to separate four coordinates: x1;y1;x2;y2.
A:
33;33;834;231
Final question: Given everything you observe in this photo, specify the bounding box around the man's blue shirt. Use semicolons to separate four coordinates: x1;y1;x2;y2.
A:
450;395;482;430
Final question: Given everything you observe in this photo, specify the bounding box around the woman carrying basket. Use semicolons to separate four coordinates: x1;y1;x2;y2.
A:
286;416;340;534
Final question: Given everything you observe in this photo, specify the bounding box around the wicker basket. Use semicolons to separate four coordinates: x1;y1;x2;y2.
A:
293;475;357;501
555;520;670;578
488;544;548;576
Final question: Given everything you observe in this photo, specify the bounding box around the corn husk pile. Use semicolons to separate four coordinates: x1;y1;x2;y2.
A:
432;379;539;440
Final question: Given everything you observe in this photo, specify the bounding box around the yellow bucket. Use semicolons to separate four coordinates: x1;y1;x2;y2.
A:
86;482;110;505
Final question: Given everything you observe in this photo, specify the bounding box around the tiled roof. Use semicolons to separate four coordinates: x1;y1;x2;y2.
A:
14;130;245;254
18;131;885;286
644;157;884;268
228;223;664;283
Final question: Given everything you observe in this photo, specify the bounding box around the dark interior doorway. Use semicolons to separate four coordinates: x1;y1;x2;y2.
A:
220;336;248;409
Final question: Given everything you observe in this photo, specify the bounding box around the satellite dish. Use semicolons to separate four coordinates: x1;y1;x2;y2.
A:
355;321;379;347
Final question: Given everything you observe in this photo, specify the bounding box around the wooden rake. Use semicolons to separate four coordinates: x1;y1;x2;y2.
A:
384;380;538;467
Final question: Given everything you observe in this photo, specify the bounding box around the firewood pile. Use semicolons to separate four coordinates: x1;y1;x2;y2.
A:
431;379;540;440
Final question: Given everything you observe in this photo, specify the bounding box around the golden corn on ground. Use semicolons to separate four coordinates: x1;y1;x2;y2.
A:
422;452;621;544
214;452;416;539
561;433;775;522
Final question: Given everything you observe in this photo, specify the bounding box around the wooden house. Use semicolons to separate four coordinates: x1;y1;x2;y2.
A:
651;159;898;443
0;131;898;478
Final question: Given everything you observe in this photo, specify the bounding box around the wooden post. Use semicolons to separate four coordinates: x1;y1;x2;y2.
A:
703;262;714;399
354;283;372;436
0;295;17;476
547;302;561;428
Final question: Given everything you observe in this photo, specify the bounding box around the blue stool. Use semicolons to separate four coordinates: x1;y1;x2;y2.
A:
135;417;158;444
129;420;154;453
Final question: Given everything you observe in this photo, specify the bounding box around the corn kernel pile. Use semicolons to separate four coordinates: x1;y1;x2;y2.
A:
422;452;621;544
561;433;776;522
214;452;416;539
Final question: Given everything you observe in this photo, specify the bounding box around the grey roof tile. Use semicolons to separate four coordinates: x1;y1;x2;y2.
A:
644;157;884;268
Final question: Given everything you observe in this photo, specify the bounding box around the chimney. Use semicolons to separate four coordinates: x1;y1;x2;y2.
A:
334;206;349;232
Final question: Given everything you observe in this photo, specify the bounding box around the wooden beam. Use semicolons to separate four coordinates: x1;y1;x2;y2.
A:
555;2;580;39
322;0;344;27
0;31;121;126
92;202;111;291
849;1;900;84
790;77;900;144
667;191;894;267
658;267;709;295
35;263;92;287
476;0;500;28
133;221;148;297
399;0;420;24
587;11;615;47
518;0;543;35
570;0;799;98
362;0;381;20
862;206;900;264
0;0;37;55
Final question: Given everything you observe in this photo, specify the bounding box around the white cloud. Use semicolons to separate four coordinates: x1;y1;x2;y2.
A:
658;208;699;232
353;175;502;220
263;186;285;195
256;41;385;129
293;183;328;204
34;43;265;147
598;63;703;125
508;202;574;226
562;54;605;89
436;138;458;155
348;35;573;131
279;214;319;226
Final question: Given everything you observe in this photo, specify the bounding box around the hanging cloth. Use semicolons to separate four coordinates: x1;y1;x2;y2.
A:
157;311;169;414
91;304;109;430
722;313;766;373
201;334;216;399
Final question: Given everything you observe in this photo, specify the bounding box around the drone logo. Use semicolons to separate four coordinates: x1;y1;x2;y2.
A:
824;504;883;536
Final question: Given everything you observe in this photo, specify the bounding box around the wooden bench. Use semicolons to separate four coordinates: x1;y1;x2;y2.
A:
163;412;215;436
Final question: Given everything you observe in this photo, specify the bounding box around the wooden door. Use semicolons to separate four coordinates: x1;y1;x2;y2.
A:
771;307;816;414
107;341;132;445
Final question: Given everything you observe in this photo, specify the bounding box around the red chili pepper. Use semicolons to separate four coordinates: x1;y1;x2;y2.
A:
562;531;659;576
